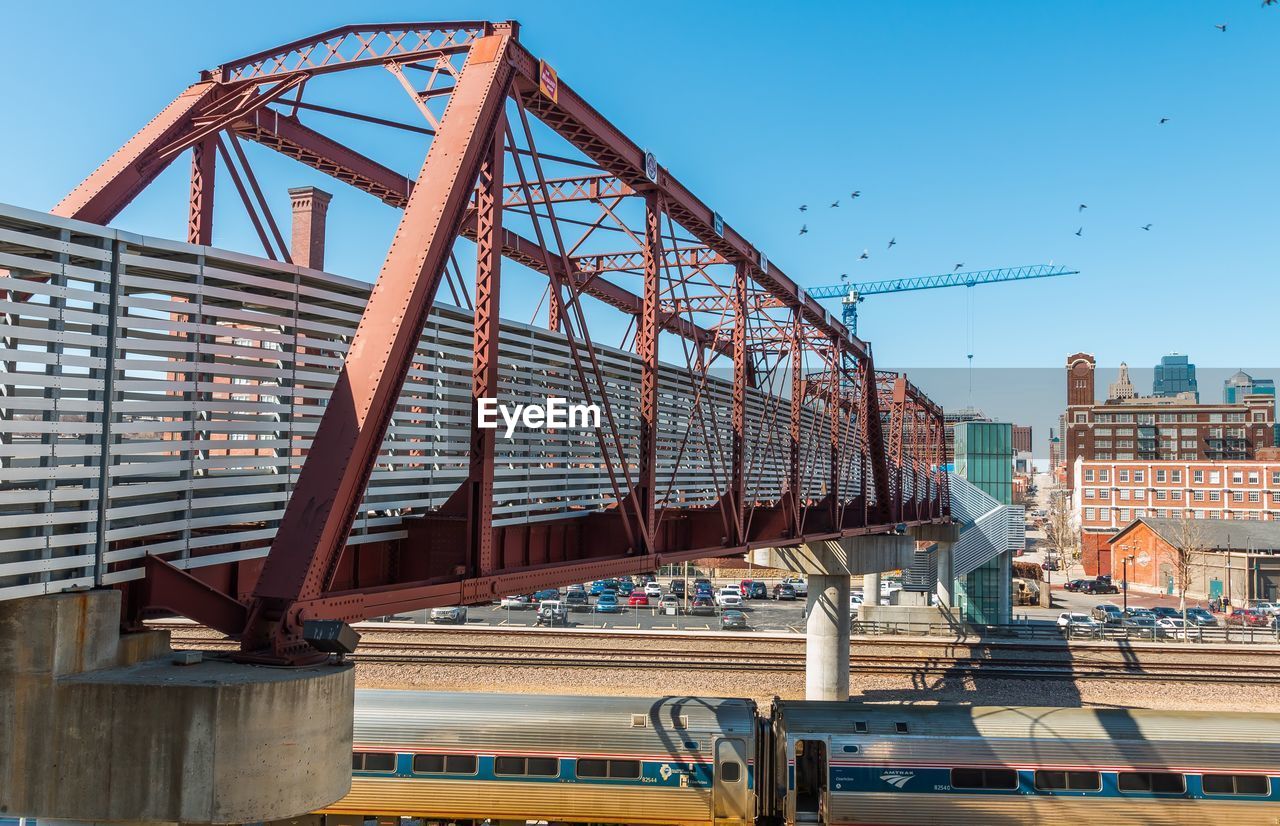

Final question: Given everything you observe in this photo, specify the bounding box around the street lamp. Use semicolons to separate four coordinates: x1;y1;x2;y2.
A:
1122;554;1135;614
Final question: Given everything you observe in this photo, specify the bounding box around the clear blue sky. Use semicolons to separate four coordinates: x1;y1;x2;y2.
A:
2;0;1277;380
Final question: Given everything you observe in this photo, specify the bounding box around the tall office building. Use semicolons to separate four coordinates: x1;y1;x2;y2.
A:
1107;362;1136;401
1224;370;1276;406
1153;353;1198;400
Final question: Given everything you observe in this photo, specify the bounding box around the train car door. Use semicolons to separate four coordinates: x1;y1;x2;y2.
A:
794;739;827;824
713;737;750;824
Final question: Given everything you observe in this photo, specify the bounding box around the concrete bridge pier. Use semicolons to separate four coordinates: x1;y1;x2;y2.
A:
0;590;355;825
753;533;917;700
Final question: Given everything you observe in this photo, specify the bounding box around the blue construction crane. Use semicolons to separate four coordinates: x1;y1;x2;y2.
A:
806;264;1079;337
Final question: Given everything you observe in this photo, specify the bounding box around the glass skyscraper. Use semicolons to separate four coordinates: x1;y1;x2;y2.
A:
1152;353;1198;400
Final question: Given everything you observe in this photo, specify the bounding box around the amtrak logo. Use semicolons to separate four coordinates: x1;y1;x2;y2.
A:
880;771;914;788
660;764;673;780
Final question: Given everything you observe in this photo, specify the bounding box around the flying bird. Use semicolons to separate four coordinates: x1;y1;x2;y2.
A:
1265;0;1275;7
1075;227;1083;237
953;263;964;271
840;273;849;282
1078;204;1088;212
887;237;897;249
799;204;808;212
859;249;870;260
799;224;808;236
850;191;862;199
1141;223;1153;231
1215;23;1227;31
1159;117;1170;124
830;200;840;208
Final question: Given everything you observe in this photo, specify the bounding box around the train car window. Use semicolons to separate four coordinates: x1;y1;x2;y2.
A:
951;768;1018;790
352;752;396;772
854;722;868;733
610;760;641;779
842;746;860;754
1034;770;1101;791
495;756;526;775
720;761;742;783
1118;772;1186;794
527;757;559;776
895;722;909;733
1203;774;1270;796
448;755;478;774
412;754;445;774
576;759;608;778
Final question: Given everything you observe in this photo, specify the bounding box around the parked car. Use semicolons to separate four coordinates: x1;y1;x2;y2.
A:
716;587;743;608
669;579;686;598
1155;617;1190;640
616;580;634;596
643;581;663;598
720;609;748;630
1121;616;1158;638
628;592;650;607
589;580;607;596
785;577;809;596
658;594;680;614
693;583;714;599
1184;607;1218;627
500;594;533;610
1056;612;1100;635
565;591;590;612
594;591;621;613
739;579;767;599
1063;579;1090;592
1247;600;1280;616
1091;603;1123;625
429;606;468;624
535;600;568;626
849;593;864;616
1149;606;1181;619
1124;607;1156;620
773;583;798;601
638;572;656;585
693;577;712;590
1041;558;1060;572
1082;577;1119;595
1225;608;1271;627
690;596;716;616
533;588;561;602
566;583;586;594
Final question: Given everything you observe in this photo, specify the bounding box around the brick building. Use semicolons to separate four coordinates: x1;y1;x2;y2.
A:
1102;517;1280;603
1060;353;1276;490
1011;425;1032;454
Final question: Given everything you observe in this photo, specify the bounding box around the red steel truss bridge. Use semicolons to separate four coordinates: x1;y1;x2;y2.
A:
5;21;949;661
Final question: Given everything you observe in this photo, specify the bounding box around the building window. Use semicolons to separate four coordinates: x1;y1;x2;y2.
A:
1171;470;1182;483
1119;508;1131;521
1248;472;1260;484
1095;427;1112;436
1084;508;1096;520
1156;470;1167;482
1116;453;1134;460
1134;470;1145;483
1272;493;1280;504
1249;492;1260;503
1193;491;1205;501
1210;472;1221;484
1195;510;1207;518
1099;469;1110;482
1118;772;1186;794
1232;472;1244;484
1075;413;1087;423
1171;490;1182;500
1272;471;1280;486
1119;470;1130;482
1210;491;1221;502
1098;490;1110;500
1085;489;1095;499
1180;440;1195;449
1120;489;1131;501
1156;490;1167;500
1194;470;1205;484
1084;469;1095;482
951;768;1019;790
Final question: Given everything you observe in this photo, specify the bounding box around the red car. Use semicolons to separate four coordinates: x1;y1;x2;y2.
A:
628;592;649;607
1225;608;1270;627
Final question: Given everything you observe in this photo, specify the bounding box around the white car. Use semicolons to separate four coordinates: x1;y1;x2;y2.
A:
849;593;863;615
1155;617;1191;639
784;577;808;597
1057;612;1099;634
1249;602;1280;616
716;587;743;608
644;582;663;598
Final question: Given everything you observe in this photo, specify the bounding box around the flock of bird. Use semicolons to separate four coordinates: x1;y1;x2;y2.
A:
794;7;1273;272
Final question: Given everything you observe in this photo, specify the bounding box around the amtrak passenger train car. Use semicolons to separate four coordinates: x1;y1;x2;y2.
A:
301;690;1280;826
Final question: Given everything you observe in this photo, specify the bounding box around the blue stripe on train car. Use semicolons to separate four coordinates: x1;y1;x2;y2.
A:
353;755;744;790
830;767;1280;802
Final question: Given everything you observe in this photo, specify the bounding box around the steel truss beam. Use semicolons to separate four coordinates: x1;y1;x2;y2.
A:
48;20;948;662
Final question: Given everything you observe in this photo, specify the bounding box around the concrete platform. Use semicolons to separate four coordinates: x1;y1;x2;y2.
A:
0;590;354;825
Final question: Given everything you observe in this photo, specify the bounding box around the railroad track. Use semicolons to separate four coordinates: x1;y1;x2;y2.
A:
166;634;1280;683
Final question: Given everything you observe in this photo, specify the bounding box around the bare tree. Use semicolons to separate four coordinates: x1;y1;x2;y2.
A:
1172;514;1207;641
1044;491;1079;572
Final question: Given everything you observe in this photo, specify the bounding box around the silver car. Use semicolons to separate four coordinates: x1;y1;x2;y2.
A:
429;606;468;625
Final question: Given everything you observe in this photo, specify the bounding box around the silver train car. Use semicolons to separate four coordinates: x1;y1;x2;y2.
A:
769;700;1280;825
320;690;759;826
297;691;1280;826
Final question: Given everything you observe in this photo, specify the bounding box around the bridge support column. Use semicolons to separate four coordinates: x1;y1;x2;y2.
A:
805;574;851;700
0;590;354;824
863;571;881;605
936;542;954;607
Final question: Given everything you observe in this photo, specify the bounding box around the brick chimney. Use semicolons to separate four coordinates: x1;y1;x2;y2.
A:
288;186;333;270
